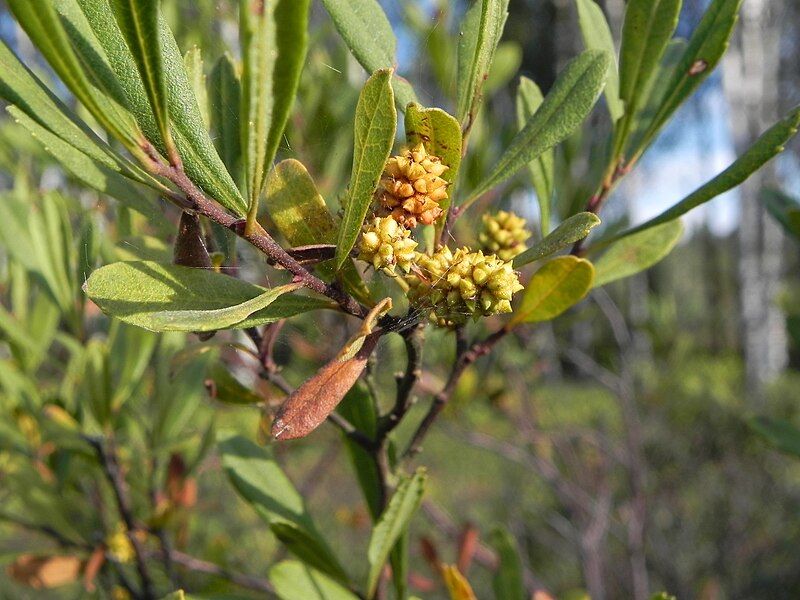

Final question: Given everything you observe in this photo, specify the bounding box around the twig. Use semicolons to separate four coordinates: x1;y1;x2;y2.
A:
88;436;157;600
160;549;275;594
378;324;425;436
142;145;367;319
402;327;508;460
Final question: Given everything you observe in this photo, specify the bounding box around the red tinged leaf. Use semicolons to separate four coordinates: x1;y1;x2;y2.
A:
272;331;382;440
456;523;479;574
82;547;105;592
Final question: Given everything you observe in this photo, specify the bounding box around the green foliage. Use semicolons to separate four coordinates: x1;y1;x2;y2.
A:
219;432;348;582
489;527;526;600
464;50;611;207
85;261;327;332
616;105;800;240
516;76;555;235
514;212;601;267
456;0;510;125
335;69;397;270
320;0;416;109
593;220;684;287
270;561;359;600
510;256;595;325
366;468;426;597
762;189;800;240
575;0;623;122
110;0;174;155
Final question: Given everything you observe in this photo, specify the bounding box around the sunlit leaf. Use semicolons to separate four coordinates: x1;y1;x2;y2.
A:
613;106;800;240
516;77;554;235
514;213;601;267
320;0;416;109
637;0;744;152
456;0;510;125
335;69;396;270
593;220;683;287
575;0;623;122
110;0;175;155
464;50;610;207
85;261;329;332
510;256;594;325
269;561;358;600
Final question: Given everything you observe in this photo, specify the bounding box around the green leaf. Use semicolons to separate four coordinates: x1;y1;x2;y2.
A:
575;0;623;122
618;0;681;120
514;213;601;267
405;103;462;220
110;0;174;155
319;0;417;110
8;107;168;230
0;40;142;179
266;0;311;175
515;77;554;235
366;468;426;598
85;261;330;332
484;42;522;96
593;220;683;287
335;69;397;270
489;528;526;600
266;159;339;246
209;53;243;189
218;433;348;582
265;159;371;304
7;0;143;152
464;50;610;207
613;106;800;240
636;0;743;152
74;0;247;214
337;383;381;519
206;363;264;405
270;561;358;600
184;47;209;129
614;0;681;153
509;256;594;326
749;416;800;459
240;0;277;227
762;189;800;241
456;0;510;125
625;39;687;155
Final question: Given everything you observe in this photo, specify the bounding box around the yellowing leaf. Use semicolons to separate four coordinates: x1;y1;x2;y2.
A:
510;256;594;326
442;565;477;600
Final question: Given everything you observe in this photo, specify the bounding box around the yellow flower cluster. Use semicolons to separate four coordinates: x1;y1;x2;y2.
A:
356;144;526;327
406;247;523;326
357;216;418;275
375;143;449;228
479;210;531;261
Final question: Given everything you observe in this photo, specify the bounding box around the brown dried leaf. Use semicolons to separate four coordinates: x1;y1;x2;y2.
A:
7;554;83;589
272;331;381;440
82;547;105;592
173;212;212;269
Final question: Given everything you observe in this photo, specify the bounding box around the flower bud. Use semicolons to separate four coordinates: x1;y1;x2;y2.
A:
375;143;449;228
357;216;418;275
406;246;524;326
478;210;532;261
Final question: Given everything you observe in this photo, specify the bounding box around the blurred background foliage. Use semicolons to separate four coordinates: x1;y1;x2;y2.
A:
0;0;800;599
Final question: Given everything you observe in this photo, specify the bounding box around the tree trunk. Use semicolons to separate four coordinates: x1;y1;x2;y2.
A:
723;0;787;396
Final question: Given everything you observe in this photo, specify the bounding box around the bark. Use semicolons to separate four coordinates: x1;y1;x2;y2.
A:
723;0;788;396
